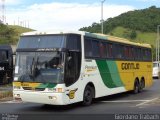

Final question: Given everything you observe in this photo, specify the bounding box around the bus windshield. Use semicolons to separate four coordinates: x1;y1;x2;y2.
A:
18;35;66;49
15;52;64;84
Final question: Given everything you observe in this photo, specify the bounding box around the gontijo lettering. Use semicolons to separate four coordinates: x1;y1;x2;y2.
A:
121;63;140;70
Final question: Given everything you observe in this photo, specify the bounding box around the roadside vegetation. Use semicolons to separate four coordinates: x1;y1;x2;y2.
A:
0;24;33;45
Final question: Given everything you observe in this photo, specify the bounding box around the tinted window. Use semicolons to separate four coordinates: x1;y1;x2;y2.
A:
124;46;129;59
100;42;107;58
92;40;100;57
66;34;81;51
129;47;133;60
18;35;66;49
84;36;151;61
135;48;142;61
147;49;152;61
115;44;124;59
65;51;81;87
107;43;113;58
84;38;92;57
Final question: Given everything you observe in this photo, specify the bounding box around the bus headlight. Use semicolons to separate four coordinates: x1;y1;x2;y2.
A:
48;88;64;93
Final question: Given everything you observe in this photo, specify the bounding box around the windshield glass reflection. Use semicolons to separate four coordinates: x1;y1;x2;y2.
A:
15;52;64;83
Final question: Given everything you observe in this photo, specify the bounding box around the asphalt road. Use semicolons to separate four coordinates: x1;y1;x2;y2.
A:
0;79;160;120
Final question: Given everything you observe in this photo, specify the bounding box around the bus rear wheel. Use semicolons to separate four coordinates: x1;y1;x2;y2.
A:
133;80;140;94
82;85;94;106
139;79;145;92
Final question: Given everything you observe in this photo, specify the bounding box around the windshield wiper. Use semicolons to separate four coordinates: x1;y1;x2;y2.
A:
33;57;40;77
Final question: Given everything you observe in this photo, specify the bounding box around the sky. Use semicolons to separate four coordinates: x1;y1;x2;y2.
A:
2;0;160;31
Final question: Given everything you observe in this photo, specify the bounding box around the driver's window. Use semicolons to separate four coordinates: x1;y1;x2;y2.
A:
65;51;81;87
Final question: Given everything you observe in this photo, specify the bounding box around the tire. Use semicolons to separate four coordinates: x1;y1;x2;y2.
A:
139;80;145;92
82;85;94;106
133;80;139;94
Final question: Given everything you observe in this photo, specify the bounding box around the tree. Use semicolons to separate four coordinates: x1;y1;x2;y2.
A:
130;30;137;39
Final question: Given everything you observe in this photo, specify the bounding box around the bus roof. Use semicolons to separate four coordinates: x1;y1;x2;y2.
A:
21;30;86;36
21;30;151;48
86;32;151;48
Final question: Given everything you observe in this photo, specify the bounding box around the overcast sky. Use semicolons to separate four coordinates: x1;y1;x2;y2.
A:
3;0;160;31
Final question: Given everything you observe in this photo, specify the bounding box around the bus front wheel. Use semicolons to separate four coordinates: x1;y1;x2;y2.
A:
82;85;94;106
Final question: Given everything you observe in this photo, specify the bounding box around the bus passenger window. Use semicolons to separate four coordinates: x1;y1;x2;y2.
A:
107;43;112;58
100;43;107;58
92;40;100;58
84;39;92;57
124;47;129;59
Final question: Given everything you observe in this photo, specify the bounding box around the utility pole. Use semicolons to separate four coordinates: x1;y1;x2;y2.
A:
0;0;6;24
101;0;105;34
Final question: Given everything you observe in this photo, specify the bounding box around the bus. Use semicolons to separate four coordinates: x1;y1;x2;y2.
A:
0;45;13;84
13;31;152;105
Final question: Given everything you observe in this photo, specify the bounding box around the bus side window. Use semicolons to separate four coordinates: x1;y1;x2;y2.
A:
106;43;112;58
92;40;100;58
100;42;107;58
84;38;92;58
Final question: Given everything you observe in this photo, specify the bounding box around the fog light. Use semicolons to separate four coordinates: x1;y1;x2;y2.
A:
53;96;57;100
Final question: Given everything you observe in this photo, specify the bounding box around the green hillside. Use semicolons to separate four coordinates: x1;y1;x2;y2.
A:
80;6;159;58
80;6;160;33
109;26;156;46
8;25;34;44
0;24;34;45
8;25;33;34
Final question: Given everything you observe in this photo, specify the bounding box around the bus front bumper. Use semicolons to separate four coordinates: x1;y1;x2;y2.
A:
13;90;70;105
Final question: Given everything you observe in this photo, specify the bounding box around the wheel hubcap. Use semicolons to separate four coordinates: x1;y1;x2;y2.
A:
84;89;92;103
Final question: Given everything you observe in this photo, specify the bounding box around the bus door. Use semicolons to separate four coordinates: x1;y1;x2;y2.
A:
63;34;82;103
64;51;81;103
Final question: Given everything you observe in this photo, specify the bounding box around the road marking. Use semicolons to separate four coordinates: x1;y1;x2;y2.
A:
101;100;150;103
136;97;159;107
